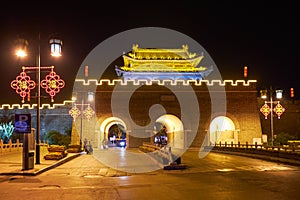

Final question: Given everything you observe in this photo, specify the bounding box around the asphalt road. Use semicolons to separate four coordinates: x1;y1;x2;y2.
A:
0;148;299;200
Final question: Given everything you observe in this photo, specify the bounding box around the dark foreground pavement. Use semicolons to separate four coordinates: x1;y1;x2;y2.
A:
1;146;300;176
1;148;300;200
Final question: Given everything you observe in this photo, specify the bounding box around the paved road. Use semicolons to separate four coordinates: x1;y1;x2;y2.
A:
0;148;299;200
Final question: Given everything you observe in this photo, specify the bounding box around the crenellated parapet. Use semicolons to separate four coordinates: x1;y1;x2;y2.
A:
74;78;257;93
74;78;257;87
0;100;73;110
1;79;257;110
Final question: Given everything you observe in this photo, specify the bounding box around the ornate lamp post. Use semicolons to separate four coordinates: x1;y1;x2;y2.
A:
69;92;95;151
260;87;285;146
11;36;64;164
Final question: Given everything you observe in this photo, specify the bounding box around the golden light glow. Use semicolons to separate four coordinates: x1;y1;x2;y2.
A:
0;100;73;110
69;105;81;121
120;44;205;72
273;102;285;119
15;49;27;57
74;78;257;86
260;90;267;99
2;79;257;110
83;105;95;120
48;80;57;88
50;52;62;57
20;81;28;89
15;38;28;58
260;103;271;119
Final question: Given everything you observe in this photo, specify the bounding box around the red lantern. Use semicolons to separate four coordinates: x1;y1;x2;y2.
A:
290;87;294;98
243;66;248;78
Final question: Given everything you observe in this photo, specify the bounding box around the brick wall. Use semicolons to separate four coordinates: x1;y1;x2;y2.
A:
94;80;263;147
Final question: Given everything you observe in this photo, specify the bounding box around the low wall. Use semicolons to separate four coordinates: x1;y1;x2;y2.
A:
0;139;23;154
210;142;300;163
0;139;48;155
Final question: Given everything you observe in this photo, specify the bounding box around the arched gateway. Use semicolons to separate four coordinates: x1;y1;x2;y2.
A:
71;44;262;150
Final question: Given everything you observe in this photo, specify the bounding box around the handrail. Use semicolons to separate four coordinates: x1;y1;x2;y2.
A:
0;139;48;155
213;141;300;152
139;142;175;164
210;141;300;163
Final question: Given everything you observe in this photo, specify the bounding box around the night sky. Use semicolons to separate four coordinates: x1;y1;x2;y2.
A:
0;2;298;104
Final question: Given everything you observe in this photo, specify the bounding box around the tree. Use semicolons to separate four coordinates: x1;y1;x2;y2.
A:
0;121;14;143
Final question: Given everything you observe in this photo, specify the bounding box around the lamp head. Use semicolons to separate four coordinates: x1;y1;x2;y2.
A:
260;89;267;99
88;92;94;102
276;90;283;99
15;38;28;57
49;38;62;57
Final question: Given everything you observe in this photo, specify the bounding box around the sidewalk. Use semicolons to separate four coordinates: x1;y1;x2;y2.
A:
2;147;299;177
0;148;80;176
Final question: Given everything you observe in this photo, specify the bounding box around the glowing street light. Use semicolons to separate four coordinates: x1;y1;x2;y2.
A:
260;87;285;146
12;36;63;164
69;92;95;151
50;38;63;57
14;38;28;57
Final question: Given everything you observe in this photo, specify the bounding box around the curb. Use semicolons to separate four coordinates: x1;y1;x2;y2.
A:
163;164;187;170
0;153;81;176
35;153;81;175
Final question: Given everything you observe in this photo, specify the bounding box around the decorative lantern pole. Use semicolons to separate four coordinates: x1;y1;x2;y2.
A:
260;87;285;146
69;92;95;151
11;36;64;164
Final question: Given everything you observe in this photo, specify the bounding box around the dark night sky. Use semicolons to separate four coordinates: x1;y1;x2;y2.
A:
0;2;299;104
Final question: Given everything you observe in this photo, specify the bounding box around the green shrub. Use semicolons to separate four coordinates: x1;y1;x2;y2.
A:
44;130;70;147
274;132;295;145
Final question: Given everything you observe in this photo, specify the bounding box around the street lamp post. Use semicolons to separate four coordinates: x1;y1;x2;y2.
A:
69;92;95;151
260;87;285;146
36;39;41;164
12;36;63;164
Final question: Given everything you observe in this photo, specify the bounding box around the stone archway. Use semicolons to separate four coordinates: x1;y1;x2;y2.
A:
209;116;236;145
99;117;127;148
155;114;184;149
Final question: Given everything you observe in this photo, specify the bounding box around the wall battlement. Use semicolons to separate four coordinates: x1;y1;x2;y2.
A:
75;79;257;87
1;79;258;110
0;100;73;110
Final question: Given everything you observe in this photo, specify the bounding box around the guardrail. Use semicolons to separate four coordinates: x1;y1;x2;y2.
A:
213;141;300;152
0;139;48;155
139;142;181;165
210;141;300;161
